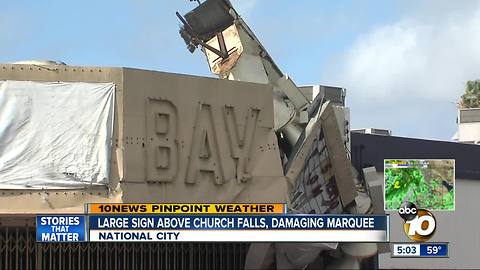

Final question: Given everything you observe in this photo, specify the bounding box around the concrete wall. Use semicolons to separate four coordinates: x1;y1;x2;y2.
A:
0;64;288;213
456;109;480;143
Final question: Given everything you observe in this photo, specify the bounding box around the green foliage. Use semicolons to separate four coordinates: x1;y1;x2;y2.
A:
442;190;455;210
460;80;480;108
385;165;454;210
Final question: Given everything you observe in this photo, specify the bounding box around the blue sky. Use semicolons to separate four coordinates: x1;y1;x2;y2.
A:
2;0;480;140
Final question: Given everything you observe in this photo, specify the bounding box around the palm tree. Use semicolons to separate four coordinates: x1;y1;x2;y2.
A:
460;80;480;108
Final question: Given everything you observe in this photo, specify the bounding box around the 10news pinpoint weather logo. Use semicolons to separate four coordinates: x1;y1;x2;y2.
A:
384;159;455;243
398;202;436;242
383;159;452;257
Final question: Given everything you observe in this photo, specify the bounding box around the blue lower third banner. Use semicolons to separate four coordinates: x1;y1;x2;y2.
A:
392;243;448;257
420;243;448;257
88;215;389;242
36;215;86;242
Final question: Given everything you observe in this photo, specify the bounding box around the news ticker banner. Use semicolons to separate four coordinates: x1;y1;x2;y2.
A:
36;203;389;243
36;215;87;242
391;243;449;257
87;203;286;214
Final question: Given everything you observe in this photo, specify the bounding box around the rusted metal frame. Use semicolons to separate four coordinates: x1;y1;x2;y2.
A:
176;12;229;59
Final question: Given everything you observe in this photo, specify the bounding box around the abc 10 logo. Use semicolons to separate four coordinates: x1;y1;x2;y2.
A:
398;202;436;242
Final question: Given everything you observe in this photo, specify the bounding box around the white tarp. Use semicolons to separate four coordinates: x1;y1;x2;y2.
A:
0;80;115;189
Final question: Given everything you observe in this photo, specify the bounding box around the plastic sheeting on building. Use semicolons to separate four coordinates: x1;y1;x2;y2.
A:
0;80;115;189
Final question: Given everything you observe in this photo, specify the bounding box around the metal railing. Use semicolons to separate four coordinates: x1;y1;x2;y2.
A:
0;226;248;270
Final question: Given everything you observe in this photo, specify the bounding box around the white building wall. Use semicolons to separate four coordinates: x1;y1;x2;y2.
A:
458;122;480;143
457;108;480;143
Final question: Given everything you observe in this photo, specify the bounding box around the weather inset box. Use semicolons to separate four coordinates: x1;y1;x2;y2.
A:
384;159;455;211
